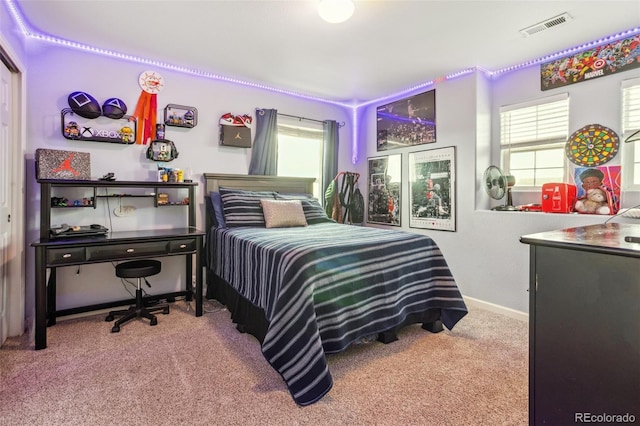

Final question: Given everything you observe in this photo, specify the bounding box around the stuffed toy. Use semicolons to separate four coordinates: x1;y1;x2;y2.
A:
574;188;611;215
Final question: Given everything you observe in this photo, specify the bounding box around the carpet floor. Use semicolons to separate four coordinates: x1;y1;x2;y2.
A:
0;300;528;425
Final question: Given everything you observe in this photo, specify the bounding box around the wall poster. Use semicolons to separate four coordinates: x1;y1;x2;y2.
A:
376;89;436;151
409;146;456;231
367;154;401;226
540;33;640;91
573;165;621;215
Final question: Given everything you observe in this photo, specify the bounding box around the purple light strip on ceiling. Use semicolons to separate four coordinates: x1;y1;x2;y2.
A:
5;0;640;164
3;0;353;109
356;67;478;110
489;26;640;77
351;67;477;163
351;106;360;165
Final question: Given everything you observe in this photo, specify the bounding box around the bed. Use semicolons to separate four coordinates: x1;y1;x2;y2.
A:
203;173;468;406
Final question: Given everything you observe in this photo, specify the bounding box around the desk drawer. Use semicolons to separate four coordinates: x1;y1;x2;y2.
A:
169;239;197;253
47;247;86;265
86;241;168;261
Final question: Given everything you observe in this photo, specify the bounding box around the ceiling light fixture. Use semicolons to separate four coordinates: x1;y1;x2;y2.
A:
318;0;355;24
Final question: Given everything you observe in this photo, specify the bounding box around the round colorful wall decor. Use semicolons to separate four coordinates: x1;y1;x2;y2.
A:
566;124;619;167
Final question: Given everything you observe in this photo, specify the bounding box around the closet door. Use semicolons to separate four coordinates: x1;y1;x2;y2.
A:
0;59;12;345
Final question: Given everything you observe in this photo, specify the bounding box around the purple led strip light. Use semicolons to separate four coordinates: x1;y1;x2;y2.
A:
489;26;640;77
3;0;351;108
4;0;640;163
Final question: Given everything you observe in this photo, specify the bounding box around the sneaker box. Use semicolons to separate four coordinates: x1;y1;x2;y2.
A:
35;148;91;180
541;183;576;213
219;125;252;148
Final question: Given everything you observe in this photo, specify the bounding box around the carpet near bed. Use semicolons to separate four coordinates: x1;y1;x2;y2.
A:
202;174;468;406
207;223;468;405
0;303;528;425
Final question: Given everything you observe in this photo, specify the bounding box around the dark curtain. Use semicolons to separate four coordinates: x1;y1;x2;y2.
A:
322;120;339;195
248;108;278;175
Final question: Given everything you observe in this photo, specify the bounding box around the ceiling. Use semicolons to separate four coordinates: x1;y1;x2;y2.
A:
13;0;640;104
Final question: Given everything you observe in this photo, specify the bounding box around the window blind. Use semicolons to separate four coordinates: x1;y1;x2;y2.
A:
500;98;569;146
622;82;640;134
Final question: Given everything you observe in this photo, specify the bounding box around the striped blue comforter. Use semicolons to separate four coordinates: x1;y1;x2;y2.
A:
208;222;467;405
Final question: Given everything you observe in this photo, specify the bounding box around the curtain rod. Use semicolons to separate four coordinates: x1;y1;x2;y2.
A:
257;108;345;127
278;112;326;124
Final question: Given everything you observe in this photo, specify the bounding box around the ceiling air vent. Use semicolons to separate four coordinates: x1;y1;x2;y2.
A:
519;13;572;37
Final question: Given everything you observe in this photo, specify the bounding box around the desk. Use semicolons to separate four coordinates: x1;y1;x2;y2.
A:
32;228;204;350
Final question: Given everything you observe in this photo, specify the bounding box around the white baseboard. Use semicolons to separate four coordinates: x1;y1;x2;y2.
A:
463;296;529;322
61;298;528;322
59;308;113;322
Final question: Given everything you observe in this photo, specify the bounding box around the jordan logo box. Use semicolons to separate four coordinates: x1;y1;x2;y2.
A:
219;125;252;148
35;148;91;180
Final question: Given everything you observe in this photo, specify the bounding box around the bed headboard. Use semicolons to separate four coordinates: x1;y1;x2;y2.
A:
203;173;316;230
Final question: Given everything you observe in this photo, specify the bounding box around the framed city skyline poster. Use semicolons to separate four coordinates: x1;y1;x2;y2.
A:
376;89;436;151
367;154;401;226
409;146;456;231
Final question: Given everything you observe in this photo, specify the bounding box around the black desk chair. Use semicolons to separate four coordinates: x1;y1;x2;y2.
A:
105;259;170;332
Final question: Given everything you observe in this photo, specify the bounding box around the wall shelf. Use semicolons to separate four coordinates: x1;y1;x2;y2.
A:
61;108;138;144
164;104;197;128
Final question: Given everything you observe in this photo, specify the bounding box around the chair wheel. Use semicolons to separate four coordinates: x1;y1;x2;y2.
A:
162;307;169;315
105;315;114;322
150;317;158;326
111;325;120;333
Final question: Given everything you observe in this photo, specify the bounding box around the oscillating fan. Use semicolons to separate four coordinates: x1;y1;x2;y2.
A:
483;166;516;211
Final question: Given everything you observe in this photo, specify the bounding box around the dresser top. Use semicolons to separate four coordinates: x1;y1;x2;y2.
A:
521;223;640;257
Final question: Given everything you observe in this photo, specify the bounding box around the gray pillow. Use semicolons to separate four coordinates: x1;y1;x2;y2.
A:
209;191;226;228
219;187;276;227
275;193;334;224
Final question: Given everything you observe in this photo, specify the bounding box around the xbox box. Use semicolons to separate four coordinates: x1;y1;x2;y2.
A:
36;148;91;180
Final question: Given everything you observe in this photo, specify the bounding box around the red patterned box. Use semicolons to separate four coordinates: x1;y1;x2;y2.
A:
35;149;91;180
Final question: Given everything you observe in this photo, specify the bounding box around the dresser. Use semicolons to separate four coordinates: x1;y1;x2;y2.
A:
32;179;205;350
520;223;640;425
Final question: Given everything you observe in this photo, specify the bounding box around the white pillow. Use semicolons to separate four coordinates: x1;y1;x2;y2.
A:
260;199;308;228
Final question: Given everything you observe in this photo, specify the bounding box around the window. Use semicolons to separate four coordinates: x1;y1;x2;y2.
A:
500;94;569;188
277;118;324;198
622;78;640;187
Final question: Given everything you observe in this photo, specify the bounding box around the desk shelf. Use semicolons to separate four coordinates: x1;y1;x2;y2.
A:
38;179;197;239
95;194;154;198
33;179;203;350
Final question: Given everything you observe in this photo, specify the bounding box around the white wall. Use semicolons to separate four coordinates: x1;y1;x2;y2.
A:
22;42;352;327
0;4;24;58
8;0;640;325
356;65;640;314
